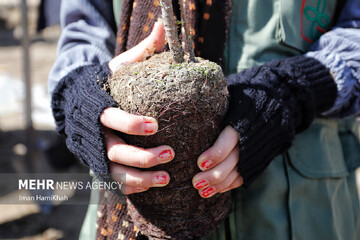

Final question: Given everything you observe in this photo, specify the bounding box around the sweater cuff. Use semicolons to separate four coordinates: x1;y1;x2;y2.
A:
286;56;337;115
51;63;117;175
224;56;337;187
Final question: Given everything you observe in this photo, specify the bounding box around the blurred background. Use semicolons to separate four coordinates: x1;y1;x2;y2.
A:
1;1;360;240
0;0;90;239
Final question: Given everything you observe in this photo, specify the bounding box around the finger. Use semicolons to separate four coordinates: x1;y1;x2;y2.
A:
193;147;238;188
109;21;166;72
122;186;150;195
209;169;239;193
197;126;238;171
101;108;158;136
219;176;244;193
149;21;167;51
105;129;175;168
110;163;170;191
198;169;239;198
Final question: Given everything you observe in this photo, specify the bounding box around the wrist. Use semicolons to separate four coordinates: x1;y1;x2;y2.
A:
51;63;117;175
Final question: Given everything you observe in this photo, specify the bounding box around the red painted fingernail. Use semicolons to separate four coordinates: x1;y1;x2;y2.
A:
200;159;214;170
144;121;156;134
194;179;209;189
153;174;167;186
201;186;216;198
158;149;173;162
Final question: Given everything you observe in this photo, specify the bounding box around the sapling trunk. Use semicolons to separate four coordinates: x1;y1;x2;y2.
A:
160;0;184;63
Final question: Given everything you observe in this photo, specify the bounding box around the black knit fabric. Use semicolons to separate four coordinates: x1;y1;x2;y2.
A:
223;56;337;187
51;63;117;175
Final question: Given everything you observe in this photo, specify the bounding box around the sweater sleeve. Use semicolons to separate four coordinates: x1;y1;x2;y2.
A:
51;63;117;175
305;0;360;118
48;0;116;94
49;0;118;174
223;56;337;186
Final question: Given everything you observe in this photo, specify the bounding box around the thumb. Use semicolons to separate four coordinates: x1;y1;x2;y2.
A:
109;21;166;72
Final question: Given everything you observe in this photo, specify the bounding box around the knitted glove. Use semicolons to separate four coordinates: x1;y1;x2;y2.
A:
51;63;117;175
223;56;337;187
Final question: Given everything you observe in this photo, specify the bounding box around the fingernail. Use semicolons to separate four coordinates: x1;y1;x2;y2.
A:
200;159;214;170
152;174;168;186
158;149;174;162
136;187;149;192
144;118;157;134
194;179;209;189
201;186;216;198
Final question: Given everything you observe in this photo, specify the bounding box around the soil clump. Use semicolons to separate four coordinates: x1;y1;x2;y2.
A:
108;51;230;239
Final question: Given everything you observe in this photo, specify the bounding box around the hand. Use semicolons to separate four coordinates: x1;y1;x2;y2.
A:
101;22;173;195
192;126;243;198
109;21;166;72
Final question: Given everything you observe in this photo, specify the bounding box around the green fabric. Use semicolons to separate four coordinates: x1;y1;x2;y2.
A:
79;176;100;240
224;0;337;75
224;0;295;74
203;155;291;240
279;0;337;51
339;119;360;171
288;119;350;178
113;0;123;26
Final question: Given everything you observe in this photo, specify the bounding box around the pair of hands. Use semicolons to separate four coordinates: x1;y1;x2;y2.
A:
101;22;243;198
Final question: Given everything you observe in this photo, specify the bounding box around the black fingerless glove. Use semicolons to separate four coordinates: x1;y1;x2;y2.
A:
223;56;337;187
51;63;117;175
